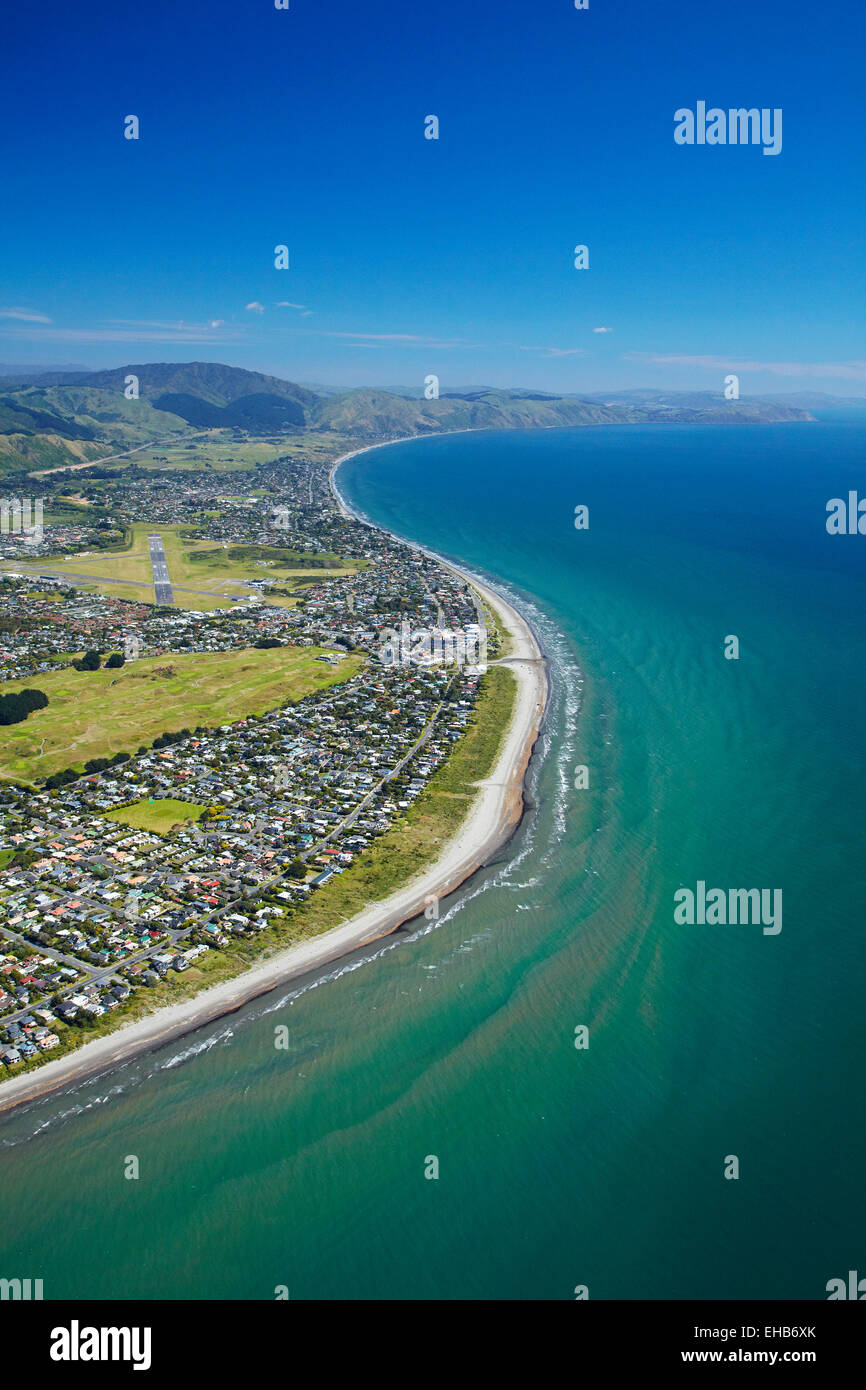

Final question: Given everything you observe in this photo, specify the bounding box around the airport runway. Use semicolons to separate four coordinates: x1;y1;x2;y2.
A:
148;533;174;604
0;564;257;604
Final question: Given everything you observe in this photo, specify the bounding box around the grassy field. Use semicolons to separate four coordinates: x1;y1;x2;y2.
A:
106;798;207;834
169;532;361;589
22;428;358;481
0;644;364;783
125;430;355;472
0;522;362;611
0;521;153;599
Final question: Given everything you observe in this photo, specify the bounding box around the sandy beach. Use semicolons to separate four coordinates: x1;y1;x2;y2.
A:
0;439;549;1114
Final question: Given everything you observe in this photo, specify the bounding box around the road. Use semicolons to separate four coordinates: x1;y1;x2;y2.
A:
27;430;212;478
147;534;174;604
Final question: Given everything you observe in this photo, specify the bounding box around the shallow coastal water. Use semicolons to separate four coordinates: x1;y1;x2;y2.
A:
1;415;864;1299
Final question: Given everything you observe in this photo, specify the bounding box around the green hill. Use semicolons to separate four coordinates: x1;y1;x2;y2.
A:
310;387;650;437
0;361;816;476
152;390;307;430
0;396;96;440
6;361;318;410
0;432;105;473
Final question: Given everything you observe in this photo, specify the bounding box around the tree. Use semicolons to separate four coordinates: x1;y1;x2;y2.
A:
0;688;49;725
105;652;125;669
73;649;101;672
44;766;77;789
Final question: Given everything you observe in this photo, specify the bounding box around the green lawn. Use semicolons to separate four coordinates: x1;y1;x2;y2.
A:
106;797;207;834
0;644;364;782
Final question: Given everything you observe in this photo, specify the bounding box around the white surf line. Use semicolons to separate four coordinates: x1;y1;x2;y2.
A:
0;433;550;1114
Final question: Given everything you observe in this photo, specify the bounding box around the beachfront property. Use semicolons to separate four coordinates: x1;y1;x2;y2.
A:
0;450;499;1074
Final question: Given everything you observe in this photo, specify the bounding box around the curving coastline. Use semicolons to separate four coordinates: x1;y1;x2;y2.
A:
0;437;550;1115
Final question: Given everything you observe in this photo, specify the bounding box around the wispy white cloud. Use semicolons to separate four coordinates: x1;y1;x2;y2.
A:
0;306;52;323
106;318;227;330
245;301;266;314
593;326;613;334
0;319;243;345
318;331;477;348
276;301;313;316
519;345;587;358
627;352;866;382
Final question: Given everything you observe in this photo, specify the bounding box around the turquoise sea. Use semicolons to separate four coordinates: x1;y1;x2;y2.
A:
1;415;864;1299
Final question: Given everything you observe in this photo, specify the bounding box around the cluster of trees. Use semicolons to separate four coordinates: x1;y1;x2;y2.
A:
72;648;101;671
43;767;78;790
44;749;129;789
83;751;129;774
254;637;283;649
152;728;192;749
70;649;125;671
0;687;48;725
41;723;207;791
89;528;127;551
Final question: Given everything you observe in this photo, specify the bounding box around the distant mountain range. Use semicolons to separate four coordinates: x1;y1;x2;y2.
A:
0;360;825;476
0;361;91;377
582;388;866;411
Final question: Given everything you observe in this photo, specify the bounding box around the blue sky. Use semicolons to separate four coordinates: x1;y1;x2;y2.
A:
1;0;864;394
